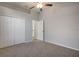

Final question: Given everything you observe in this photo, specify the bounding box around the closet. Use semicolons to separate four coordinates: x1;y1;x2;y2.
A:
0;16;26;48
0;6;32;48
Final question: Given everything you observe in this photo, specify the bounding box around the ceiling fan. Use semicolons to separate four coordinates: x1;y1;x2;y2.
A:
29;2;53;11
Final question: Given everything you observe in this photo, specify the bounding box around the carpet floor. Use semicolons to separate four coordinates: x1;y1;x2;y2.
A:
0;40;79;57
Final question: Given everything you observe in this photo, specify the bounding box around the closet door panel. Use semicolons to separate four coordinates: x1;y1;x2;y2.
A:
0;16;14;48
14;18;25;44
7;17;15;46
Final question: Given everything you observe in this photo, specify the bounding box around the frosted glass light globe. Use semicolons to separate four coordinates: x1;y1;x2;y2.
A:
36;3;43;8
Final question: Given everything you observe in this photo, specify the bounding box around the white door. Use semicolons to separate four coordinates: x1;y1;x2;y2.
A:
14;18;25;44
37;20;43;41
0;16;14;48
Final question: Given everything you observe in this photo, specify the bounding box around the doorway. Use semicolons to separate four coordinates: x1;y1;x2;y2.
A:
32;20;43;41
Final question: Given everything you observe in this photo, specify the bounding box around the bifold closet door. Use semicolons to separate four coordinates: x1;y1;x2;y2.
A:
0;16;26;48
13;18;25;44
0;16;14;48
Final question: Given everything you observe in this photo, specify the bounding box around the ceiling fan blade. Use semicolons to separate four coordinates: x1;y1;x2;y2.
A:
45;4;53;6
29;6;35;9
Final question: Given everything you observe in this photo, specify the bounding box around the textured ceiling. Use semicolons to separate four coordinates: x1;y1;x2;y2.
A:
0;2;40;13
0;2;53;13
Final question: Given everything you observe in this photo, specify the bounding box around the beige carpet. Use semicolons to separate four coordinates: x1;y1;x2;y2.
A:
0;40;79;57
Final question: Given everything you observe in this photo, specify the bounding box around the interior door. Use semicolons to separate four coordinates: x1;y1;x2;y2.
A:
37;20;43;41
0;16;14;48
14;18;25;44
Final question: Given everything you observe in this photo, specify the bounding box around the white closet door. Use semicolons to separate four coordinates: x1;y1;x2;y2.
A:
0;16;26;48
7;17;15;46
0;16;14;48
14;18;25;44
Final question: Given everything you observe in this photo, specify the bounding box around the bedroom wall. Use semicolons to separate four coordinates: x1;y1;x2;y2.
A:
41;2;79;50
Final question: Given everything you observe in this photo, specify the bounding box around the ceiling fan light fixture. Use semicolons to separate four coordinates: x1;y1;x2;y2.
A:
36;3;43;8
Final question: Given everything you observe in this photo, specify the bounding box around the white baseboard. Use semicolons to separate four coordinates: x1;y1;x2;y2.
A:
45;40;79;51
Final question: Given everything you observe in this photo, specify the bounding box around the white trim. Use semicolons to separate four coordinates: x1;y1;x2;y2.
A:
45;40;79;51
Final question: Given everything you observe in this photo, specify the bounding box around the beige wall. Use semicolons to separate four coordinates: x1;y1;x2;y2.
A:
41;2;79;50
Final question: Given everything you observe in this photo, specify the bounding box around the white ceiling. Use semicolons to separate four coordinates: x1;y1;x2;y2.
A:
0;2;54;13
0;2;40;12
